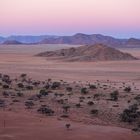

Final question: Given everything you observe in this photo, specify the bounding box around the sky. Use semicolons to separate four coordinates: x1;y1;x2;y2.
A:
0;0;140;38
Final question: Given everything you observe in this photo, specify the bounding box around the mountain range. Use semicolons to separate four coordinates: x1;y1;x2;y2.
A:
0;33;140;47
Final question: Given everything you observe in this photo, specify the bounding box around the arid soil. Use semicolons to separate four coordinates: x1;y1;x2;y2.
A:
0;112;139;140
0;44;140;140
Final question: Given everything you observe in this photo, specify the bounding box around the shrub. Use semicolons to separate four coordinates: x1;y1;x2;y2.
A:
17;92;24;97
81;87;88;94
90;109;98;115
89;85;97;89
26;85;33;90
124;87;131;93
3;85;9;89
120;104;139;123
20;73;27;78
39;89;48;96
25;101;34;109
110;90;119;101
75;103;81;108
3;91;9;97
0;99;5;107
87;101;94;106
37;105;54;116
63;105;70;113
60;114;69;118
66;87;73;92
17;83;24;88
51;82;61;89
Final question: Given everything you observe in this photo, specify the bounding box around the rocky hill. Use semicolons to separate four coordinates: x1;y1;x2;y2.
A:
36;44;138;61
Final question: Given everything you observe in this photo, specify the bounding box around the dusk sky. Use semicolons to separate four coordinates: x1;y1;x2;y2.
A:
0;0;140;38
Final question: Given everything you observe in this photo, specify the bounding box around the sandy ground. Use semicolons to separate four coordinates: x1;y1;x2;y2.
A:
0;111;139;140
0;44;140;140
0;45;140;83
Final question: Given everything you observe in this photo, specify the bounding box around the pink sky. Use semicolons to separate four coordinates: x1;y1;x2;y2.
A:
0;0;140;38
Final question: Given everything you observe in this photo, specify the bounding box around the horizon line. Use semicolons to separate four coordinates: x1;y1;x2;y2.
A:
0;33;140;39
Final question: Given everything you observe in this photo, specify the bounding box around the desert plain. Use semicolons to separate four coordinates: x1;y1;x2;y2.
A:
0;44;140;140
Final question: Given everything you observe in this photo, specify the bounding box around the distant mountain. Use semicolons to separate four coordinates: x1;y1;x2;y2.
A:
36;44;138;61
0;35;58;44
2;40;23;45
6;35;58;43
0;33;140;47
40;33;127;47
0;36;5;43
126;38;140;45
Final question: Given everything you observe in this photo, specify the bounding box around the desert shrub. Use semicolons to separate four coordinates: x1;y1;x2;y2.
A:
66;87;73;92
17;92;24;97
124;87;131;93
17;83;24;88
90;109;98;115
87;101;94;106
12;99;20;102
81;88;88;94
2;75;10;83
132;128;139;132
44;84;50;89
63;105;70;113
89;85;97;89
0;99;5;107
59;93;64;97
32;81;40;86
20;73;27;78
94;94;100;98
60;114;69;118
87;96;91;99
65;124;71;130
51;82;61;89
79;96;85;99
3;85;9;89
0;73;2;78
75;103;81;108
110;90;119;101
39;89;48;96
37;105;54;116
3;91;9;97
79;99;84;102
25;101;34;109
26;85;33;90
120;104;140;123
134;95;140;101
57;99;64;104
